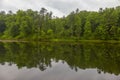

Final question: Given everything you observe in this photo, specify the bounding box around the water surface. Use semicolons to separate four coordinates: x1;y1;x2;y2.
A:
0;42;120;80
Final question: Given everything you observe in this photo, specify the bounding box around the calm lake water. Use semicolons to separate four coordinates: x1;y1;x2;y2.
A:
0;42;120;80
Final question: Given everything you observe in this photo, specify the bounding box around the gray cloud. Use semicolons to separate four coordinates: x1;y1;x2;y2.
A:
0;0;119;17
43;0;119;14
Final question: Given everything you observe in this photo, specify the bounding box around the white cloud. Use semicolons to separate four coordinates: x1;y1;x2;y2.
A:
0;0;119;17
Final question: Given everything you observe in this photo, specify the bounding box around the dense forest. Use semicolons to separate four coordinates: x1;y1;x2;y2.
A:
0;6;120;40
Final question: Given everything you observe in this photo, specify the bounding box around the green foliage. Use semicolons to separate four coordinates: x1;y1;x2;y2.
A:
0;6;120;40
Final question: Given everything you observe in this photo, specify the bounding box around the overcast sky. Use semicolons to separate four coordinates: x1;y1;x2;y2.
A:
0;0;119;17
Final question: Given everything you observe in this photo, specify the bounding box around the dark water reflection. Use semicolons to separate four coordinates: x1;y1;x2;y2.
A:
0;42;120;80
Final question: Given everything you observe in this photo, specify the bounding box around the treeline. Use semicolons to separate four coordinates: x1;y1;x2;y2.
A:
0;6;120;40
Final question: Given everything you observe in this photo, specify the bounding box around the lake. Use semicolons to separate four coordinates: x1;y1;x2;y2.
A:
0;42;120;80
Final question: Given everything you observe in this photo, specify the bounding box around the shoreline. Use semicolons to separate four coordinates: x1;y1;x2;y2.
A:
0;40;28;43
0;39;120;43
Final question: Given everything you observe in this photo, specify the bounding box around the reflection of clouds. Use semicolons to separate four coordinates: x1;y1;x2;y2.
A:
0;63;18;80
0;63;40;80
0;0;119;17
0;62;120;80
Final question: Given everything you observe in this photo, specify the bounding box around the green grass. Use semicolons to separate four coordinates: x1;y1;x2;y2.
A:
1;39;120;43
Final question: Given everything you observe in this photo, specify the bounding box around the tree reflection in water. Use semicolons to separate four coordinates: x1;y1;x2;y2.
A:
0;42;120;75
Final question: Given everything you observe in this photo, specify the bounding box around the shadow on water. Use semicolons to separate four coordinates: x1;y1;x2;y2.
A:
0;42;120;75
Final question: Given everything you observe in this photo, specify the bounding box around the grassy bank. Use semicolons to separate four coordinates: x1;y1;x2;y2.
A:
1;39;120;44
0;39;28;43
